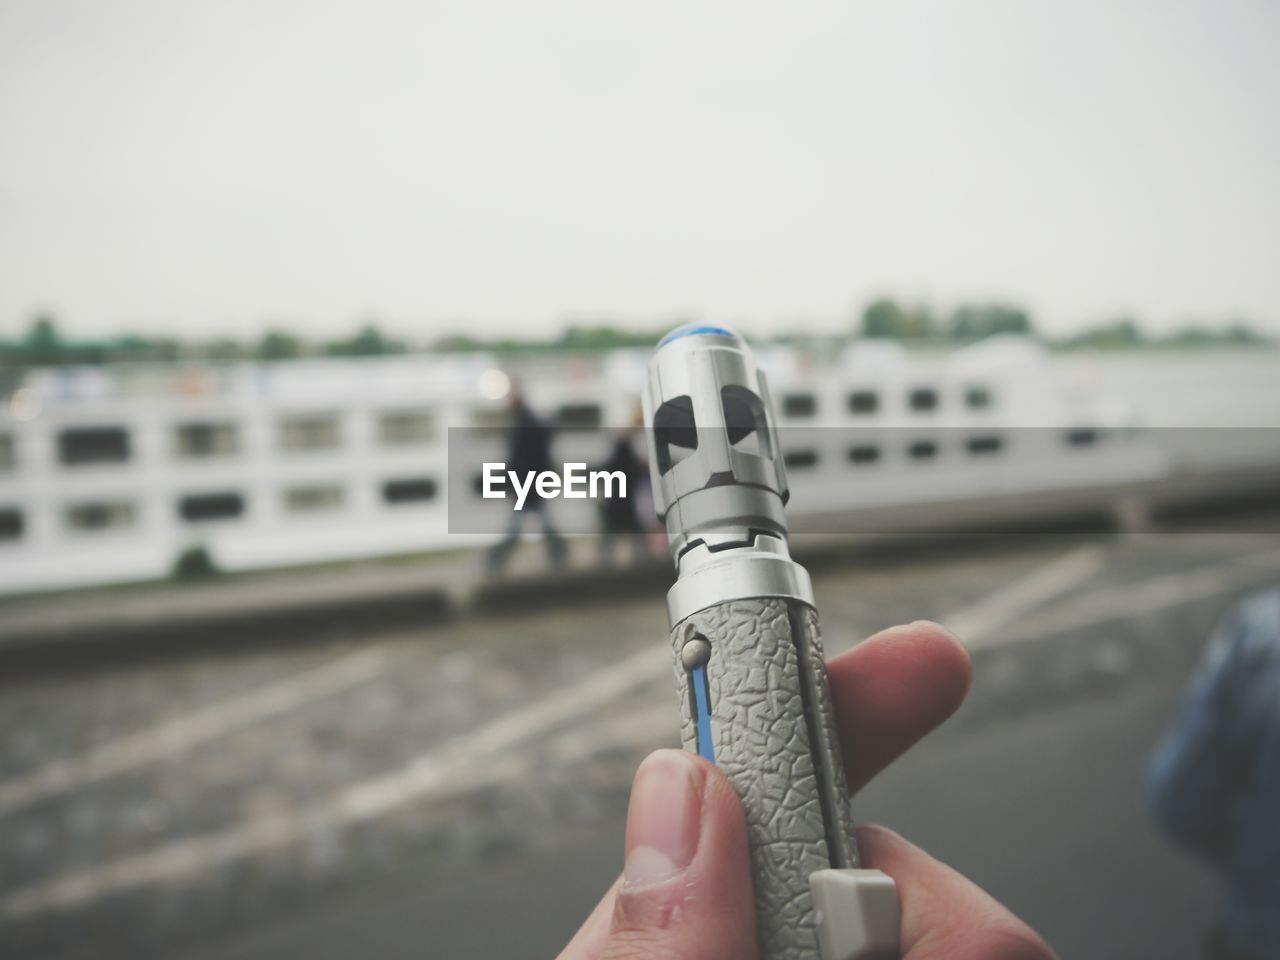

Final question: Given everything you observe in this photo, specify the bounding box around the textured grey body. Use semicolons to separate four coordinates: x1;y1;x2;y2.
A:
672;597;858;960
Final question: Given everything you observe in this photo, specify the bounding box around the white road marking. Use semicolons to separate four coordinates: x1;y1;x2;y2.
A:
0;643;670;921
7;542;1278;920
317;702;676;821
549;701;679;765
944;545;1107;647
994;546;1280;647
1234;547;1280;571
0;649;387;818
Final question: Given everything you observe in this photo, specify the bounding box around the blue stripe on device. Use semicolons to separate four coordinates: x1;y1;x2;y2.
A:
658;325;735;348
691;665;716;762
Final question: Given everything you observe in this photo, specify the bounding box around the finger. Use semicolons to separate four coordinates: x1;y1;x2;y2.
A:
858;825;1058;960
566;619;971;957
556;875;619;960
827;620;971;794
600;749;757;960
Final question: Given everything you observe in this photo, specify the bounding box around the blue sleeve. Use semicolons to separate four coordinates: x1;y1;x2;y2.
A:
1146;609;1252;865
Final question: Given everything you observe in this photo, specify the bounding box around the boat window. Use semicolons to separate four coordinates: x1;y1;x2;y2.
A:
59;426;131;466
847;444;880;465
966;435;1003;456
179;492;245;522
0;434;13;471
784;449;819;469
847;391;879;415
1064;428;1099;447
284;485;345;513
908;388;939;412
280;415;341;452
782;393;817;418
175;422;238;458
908;440;938;461
556;403;602;429
66;501;136;533
965;385;993;410
379;410;436;446
0;508;22;541
383;477;438;504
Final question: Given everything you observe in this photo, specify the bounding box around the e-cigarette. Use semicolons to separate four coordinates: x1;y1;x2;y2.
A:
642;325;900;960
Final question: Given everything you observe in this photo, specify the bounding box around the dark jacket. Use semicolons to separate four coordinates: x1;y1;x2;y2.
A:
507;403;554;508
1148;588;1280;960
596;436;647;533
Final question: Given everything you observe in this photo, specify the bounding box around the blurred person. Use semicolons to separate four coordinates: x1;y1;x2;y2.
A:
1147;588;1280;960
594;410;651;565
486;388;567;571
558;621;1059;960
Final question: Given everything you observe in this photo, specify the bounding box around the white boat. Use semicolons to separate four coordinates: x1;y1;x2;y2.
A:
0;336;1166;596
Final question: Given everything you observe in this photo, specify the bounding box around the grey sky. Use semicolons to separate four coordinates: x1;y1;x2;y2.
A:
1;0;1277;341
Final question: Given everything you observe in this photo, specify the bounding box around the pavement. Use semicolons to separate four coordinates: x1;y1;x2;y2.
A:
2;522;1279;959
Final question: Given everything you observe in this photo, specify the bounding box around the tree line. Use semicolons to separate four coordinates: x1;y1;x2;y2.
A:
855;298;1272;348
0;318;676;367
0;304;1271;369
0;316;411;367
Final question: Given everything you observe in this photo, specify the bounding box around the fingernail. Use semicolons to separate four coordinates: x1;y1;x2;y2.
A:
623;750;703;888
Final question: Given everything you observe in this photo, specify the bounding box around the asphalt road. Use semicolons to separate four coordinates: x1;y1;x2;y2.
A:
3;527;1277;959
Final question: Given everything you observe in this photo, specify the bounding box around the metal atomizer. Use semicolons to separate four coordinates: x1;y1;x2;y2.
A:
642;325;900;960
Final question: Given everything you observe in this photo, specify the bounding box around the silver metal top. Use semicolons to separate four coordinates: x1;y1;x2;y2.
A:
665;533;815;626
642;325;814;626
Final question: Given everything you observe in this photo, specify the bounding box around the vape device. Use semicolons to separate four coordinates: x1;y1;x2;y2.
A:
642;325;900;960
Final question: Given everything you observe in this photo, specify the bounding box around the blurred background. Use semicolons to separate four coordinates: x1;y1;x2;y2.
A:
2;1;1280;957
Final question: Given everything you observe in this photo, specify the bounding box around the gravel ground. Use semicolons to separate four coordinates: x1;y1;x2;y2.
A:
1;525;1277;959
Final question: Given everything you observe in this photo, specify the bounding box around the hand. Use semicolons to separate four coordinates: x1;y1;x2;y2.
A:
557;621;1058;960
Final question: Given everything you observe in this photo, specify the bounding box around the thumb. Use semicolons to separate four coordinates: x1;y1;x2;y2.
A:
601;749;758;960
